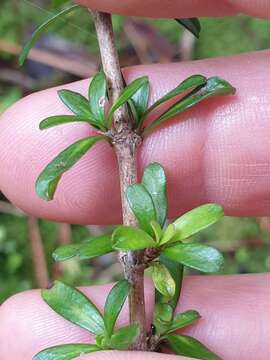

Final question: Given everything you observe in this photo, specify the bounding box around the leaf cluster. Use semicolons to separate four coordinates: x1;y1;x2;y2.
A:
34;280;138;359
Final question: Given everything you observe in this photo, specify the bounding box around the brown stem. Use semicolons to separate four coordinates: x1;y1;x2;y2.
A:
91;10;147;350
28;216;49;288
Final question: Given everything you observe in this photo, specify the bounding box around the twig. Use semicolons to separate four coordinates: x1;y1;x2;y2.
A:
0;39;97;78
28;216;50;288
91;11;147;350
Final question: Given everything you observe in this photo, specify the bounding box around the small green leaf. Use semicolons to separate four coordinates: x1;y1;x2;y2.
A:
42;281;105;335
88;71;108;128
36;135;105;201
150;263;176;299
58;90;92;117
166;334;222;360
19;5;80;66
129;79;150;127
78;235;113;260
175;18;201;38
144;75;206;118
157;256;183;311
162;244;224;273
150;221;162;243
126;184;156;236
53;235;113;262
144;76;235;134
104;280;130;337
39;115;91;130
108;76;149;125
33;344;100;360
168;310;201;333
51;0;71;8
53;244;80;262
159;224;176;245
172;204;224;243
112;226;157;251
142;163;167;227
153;303;173;335
109;324;139;350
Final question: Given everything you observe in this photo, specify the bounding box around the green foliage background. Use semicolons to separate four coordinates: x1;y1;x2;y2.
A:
1;0;270;304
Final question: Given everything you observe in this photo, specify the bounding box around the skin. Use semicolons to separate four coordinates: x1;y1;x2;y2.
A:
0;1;270;359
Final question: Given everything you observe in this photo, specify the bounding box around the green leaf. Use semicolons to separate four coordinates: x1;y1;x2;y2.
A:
144;75;206;118
39;115;91;130
126;184;156;236
159;224;176;246
166;335;222;360
42;281;105;335
19;5;79;66
129;79;150;127
53;244;81;262
88;71;108;128
142;163;167;227
144;76;236;134
104;280;130;337
162;244;224;273
112;226;157;251
36;135;105;201
153;303;173;335
33;344;100;360
150;263;175;299
150;221;162;243
108;76;149;125
51;0;71;8
157;256;184;311
168;310;201;333
175;18;201;38
53;235;113;262
172;204;224;243
109;324;139;350
78;235;113;260
58;90;92;117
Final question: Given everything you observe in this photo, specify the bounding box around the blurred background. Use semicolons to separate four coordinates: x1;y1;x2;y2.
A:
1;0;270;304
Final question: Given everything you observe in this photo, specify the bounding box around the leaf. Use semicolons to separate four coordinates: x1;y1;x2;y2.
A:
144;75;206;118
53;244;81;262
159;224;176;246
150;263;175;299
172;204;224;243
78;235;113;260
142;163;167;227
162;244;224;273
157;256;184;311
36;135;105;201
153;303;173;335
33;344;100;360
51;0;71;8
39;115;91;130
109;324;139;350
166;335;222;360
42;281;105;335
126;184;157;236
175;18;201;38
19;5;79;66
104;280;130;337
58;90;92;117
108;76;149;125
88;71;108;128
150;221;162;243
129;79;150;127
168;310;201;333
144;76;236;134
112;226;157;251
53;235;113;262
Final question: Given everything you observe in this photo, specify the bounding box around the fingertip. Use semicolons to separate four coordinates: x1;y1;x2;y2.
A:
76;350;191;359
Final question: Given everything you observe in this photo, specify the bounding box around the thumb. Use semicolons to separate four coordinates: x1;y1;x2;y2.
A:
76;350;192;359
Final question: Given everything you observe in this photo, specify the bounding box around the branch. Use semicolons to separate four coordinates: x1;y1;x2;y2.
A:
91;10;147;350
